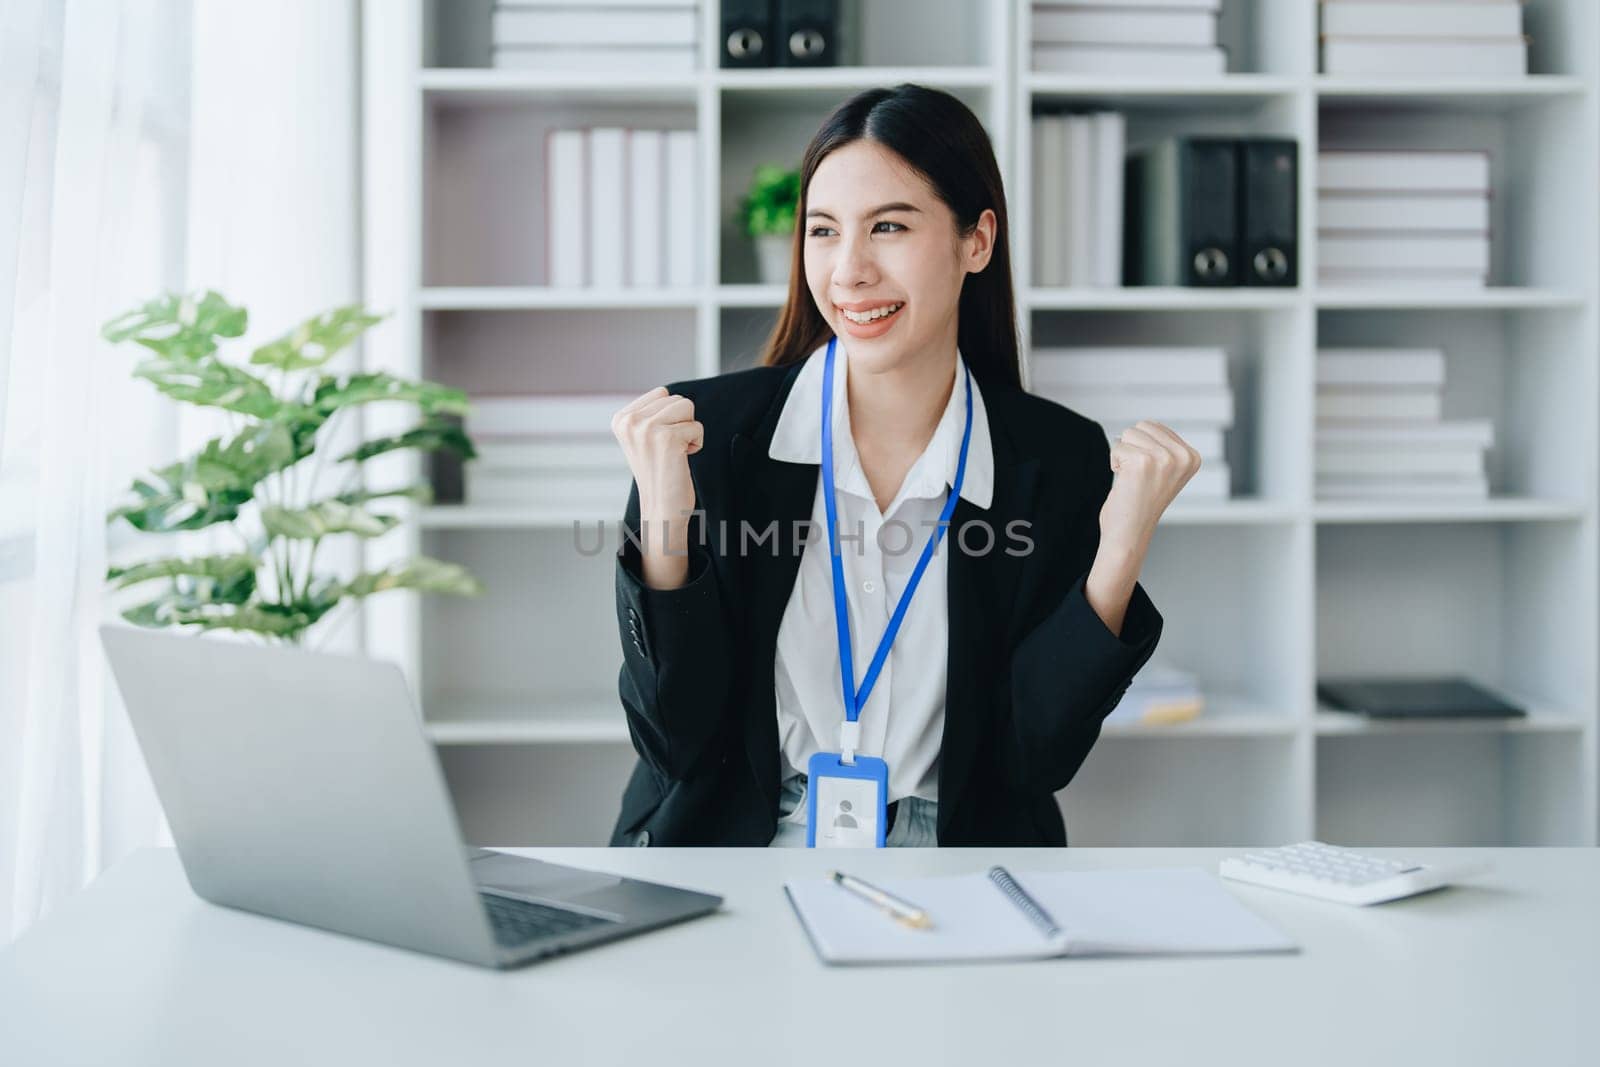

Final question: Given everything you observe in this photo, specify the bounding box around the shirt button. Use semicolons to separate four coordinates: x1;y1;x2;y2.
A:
862;580;876;594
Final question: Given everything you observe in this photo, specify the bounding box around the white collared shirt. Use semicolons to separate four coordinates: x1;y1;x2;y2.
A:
768;340;995;814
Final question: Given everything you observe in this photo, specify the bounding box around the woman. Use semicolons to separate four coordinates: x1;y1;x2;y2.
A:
608;84;1200;847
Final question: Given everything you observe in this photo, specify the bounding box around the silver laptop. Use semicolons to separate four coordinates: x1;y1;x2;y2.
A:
99;625;720;969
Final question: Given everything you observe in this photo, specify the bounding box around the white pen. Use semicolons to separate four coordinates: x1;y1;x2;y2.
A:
828;869;934;930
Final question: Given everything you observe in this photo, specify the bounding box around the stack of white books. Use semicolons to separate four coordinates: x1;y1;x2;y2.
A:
1317;150;1491;289
463;395;635;509
1104;660;1206;727
546;127;699;288
1319;1;1527;77
1316;347;1493;501
492;1;700;74
1029;346;1233;500
1031;0;1225;77
1031;111;1125;288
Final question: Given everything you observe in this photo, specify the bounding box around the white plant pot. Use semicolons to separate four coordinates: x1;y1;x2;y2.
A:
755;233;792;286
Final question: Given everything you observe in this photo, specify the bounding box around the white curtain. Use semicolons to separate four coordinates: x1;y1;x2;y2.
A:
0;0;192;942
1;0;364;944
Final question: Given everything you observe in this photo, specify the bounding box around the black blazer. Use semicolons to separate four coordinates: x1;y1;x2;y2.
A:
609;359;1163;847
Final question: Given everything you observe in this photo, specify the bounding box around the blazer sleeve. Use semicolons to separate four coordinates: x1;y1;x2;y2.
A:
615;478;736;784
1006;426;1164;796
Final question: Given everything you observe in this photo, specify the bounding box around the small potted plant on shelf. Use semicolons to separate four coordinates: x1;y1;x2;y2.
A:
101;289;483;645
739;163;800;286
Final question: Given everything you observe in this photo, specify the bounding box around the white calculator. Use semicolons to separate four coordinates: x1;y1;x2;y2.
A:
1219;841;1488;906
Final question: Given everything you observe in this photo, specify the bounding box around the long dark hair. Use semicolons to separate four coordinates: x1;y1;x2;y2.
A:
758;83;1022;391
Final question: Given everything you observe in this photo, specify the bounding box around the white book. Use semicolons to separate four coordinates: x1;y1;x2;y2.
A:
1090;111;1125;288
1316;419;1494;450
1318;151;1490;194
1316;194;1490;232
1033;0;1221;11
783;867;1294;965
1064;115;1095;286
1177;462;1231;499
1316;474;1489;501
493;46;697;74
664;129;698;286
1318;267;1487;288
1033;117;1064;286
468;467;630;489
1104;675;1205;726
1316;449;1484;478
1321;37;1527;77
1106;424;1225;463
1319;234;1490;272
627;130;664;288
466;471;631;509
1320;2;1524;39
546;129;587;287
1031;8;1217;47
466;394;636;437
1059;386;1235;426
473;439;628;471
1316;388;1443;422
492;7;698;47
1032;347;1229;388
1032;43;1227;77
1047;117;1071;286
588;128;626;288
1316;348;1446;388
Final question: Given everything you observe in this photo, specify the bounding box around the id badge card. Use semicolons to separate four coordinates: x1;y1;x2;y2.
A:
805;752;889;848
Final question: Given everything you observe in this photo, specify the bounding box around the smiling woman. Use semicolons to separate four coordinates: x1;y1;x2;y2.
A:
607;84;1200;849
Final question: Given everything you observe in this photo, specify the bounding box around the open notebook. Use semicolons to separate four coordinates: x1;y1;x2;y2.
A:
784;867;1297;965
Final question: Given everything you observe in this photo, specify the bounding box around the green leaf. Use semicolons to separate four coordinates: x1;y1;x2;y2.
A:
260;499;400;540
740;164;800;237
312;372;469;418
108;419;311;532
106;554;259;605
120;578;279;631
169;603;317;638
102;290;248;358
338;417;476;463
249;304;386;372
334;483;435;507
341;556;484;599
131;354;286;419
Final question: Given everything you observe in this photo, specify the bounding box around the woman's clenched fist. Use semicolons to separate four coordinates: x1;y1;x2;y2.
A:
1098;419;1202;554
611;387;704;588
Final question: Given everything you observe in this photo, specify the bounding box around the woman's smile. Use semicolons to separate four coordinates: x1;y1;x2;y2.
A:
835;298;907;338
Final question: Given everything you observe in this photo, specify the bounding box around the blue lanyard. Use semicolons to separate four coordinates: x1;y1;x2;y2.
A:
820;335;974;725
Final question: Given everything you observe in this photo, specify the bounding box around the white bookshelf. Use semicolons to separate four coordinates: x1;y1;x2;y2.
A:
362;0;1599;848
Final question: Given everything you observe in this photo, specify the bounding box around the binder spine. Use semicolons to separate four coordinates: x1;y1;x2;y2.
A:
1241;138;1299;287
1182;138;1239;286
722;0;773;67
776;0;838;67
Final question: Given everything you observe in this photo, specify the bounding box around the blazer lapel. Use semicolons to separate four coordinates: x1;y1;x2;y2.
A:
938;404;1039;834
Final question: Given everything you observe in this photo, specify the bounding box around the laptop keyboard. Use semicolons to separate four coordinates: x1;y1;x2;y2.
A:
480;892;616;948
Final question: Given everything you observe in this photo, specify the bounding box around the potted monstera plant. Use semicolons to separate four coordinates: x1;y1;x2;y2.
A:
740;163;800;286
101;290;481;644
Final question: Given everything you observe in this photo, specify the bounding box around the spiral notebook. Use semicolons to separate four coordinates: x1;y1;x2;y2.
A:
783;867;1296;965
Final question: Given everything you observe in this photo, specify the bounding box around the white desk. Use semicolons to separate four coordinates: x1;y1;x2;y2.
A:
1;847;1593;1066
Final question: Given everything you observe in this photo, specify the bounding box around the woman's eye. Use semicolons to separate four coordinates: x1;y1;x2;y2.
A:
805;222;904;237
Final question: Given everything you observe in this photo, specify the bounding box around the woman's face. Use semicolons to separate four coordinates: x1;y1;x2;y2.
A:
802;139;995;375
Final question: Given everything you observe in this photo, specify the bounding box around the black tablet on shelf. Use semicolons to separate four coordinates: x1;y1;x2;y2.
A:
1317;677;1526;720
